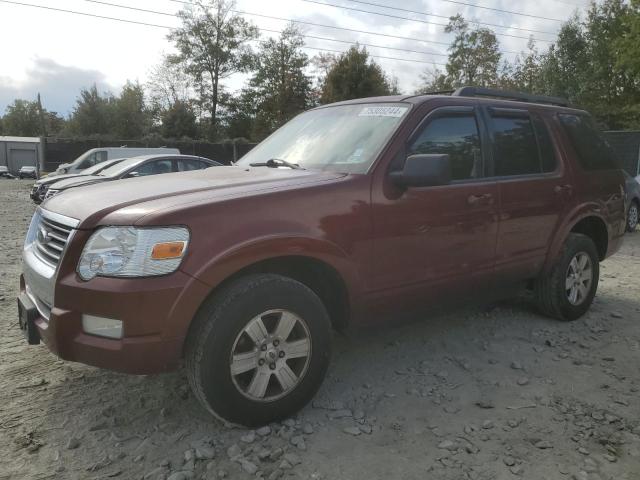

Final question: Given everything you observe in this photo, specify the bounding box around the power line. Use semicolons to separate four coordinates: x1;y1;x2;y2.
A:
78;0;450;60
434;0;564;22
0;0;445;65
341;0;558;35
302;0;555;42
166;0;453;47
221;8;520;55
302;46;447;66
165;0;532;55
0;0;172;28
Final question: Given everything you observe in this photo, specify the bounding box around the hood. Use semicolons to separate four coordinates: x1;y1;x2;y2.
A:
43;166;346;227
36;172;94;186
48;175;109;190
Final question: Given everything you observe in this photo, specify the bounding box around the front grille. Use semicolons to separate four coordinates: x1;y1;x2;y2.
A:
33;214;74;267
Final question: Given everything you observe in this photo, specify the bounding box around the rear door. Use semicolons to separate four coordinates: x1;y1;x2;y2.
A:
484;107;573;281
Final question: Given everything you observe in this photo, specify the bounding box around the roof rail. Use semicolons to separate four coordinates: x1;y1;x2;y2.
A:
452;86;571;107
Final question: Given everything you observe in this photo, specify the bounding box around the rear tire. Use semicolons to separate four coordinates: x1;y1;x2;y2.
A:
535;233;599;321
627;201;639;232
185;274;332;427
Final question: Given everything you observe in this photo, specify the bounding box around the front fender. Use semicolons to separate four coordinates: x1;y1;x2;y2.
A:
180;234;361;310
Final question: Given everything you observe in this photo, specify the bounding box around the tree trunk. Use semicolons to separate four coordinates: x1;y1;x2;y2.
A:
210;69;218;140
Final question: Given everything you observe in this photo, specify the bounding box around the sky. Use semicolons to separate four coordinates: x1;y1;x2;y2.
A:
0;0;593;116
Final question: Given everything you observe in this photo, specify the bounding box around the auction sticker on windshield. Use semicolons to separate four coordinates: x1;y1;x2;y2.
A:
358;106;408;117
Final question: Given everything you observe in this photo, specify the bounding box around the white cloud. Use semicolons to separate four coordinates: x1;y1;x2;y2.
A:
0;0;593;114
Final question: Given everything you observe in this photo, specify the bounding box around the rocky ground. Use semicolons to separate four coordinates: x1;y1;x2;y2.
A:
1;179;640;480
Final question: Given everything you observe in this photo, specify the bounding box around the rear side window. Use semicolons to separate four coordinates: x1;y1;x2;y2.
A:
409;114;483;181
491;115;539;176
558;114;619;170
178;159;202;171
135;159;173;176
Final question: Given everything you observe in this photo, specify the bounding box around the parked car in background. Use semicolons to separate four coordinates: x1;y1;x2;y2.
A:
19;88;626;426
18;166;38;179
30;158;127;204
51;147;180;176
0;166;14;178
44;154;221;200
625;171;640;232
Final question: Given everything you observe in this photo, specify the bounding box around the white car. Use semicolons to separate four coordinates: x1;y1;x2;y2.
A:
52;147;180;176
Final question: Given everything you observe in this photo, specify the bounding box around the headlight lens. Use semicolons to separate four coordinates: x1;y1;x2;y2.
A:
77;226;189;280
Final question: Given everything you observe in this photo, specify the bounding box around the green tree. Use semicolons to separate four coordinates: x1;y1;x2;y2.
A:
443;15;501;88
506;39;542;93
416;15;501;93
161;100;198;139
616;0;640;77
112;81;151;138
320;46;393;103
248;25;312;139
223;89;256;140
2;99;42;136
168;0;259;139
70;85;116;136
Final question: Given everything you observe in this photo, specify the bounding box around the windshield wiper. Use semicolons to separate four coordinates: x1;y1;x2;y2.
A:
249;158;304;170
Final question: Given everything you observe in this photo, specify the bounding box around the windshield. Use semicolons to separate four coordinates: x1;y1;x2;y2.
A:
83;158;125;175
97;157;145;177
237;103;411;174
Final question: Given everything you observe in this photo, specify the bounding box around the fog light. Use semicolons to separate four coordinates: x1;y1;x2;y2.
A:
82;314;123;339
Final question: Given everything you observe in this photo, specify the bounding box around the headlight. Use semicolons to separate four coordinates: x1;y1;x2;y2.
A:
77;226;189;280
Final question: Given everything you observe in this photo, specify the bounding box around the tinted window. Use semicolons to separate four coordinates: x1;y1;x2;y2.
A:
531;114;557;173
409;114;482;181
133;159;173;177
492;115;539;176
178;159;204;171
558;114;619;170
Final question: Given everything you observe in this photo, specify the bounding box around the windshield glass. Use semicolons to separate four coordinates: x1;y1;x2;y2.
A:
97;157;145;177
83;158;124;175
237;103;411;174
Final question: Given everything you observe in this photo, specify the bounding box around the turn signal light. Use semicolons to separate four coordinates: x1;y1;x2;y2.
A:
151;241;186;260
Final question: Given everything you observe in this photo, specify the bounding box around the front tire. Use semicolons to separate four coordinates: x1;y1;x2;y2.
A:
627;201;639;232
535;233;599;321
185;274;332;427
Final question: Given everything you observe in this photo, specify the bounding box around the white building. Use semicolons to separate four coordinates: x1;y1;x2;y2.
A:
0;136;43;174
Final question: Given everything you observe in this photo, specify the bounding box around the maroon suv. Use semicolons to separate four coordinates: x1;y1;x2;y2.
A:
18;88;626;426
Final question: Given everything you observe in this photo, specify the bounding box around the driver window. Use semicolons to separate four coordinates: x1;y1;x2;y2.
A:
79;152;97;169
409;114;483;181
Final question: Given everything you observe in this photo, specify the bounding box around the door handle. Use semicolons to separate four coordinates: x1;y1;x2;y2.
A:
467;193;493;206
554;184;573;196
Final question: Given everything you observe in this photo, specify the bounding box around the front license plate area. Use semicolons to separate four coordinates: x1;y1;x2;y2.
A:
18;294;41;345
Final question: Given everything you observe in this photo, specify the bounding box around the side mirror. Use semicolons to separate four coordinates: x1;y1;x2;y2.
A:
126;171;140;178
389;154;451;188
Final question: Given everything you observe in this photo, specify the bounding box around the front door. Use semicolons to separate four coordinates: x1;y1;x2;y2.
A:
369;105;499;311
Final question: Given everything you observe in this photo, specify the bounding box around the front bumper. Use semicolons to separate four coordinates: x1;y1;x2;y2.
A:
21;209;211;375
20;270;207;374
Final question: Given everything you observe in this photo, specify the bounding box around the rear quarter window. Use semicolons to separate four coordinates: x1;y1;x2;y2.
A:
558;114;620;171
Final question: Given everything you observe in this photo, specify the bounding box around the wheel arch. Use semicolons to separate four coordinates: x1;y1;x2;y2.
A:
182;237;359;342
545;212;609;272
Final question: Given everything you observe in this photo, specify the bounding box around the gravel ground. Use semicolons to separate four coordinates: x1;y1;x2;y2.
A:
1;179;640;480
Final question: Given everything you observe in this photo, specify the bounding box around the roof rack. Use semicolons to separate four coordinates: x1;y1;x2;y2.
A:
452;86;571;107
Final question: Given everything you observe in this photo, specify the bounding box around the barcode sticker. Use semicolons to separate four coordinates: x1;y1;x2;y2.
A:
358;106;408;118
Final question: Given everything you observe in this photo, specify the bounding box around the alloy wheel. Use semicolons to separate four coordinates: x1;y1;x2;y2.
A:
229;309;312;402
629;204;638;231
565;252;593;306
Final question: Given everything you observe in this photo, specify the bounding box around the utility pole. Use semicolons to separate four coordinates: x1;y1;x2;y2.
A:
36;93;47;137
36;93;47;176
